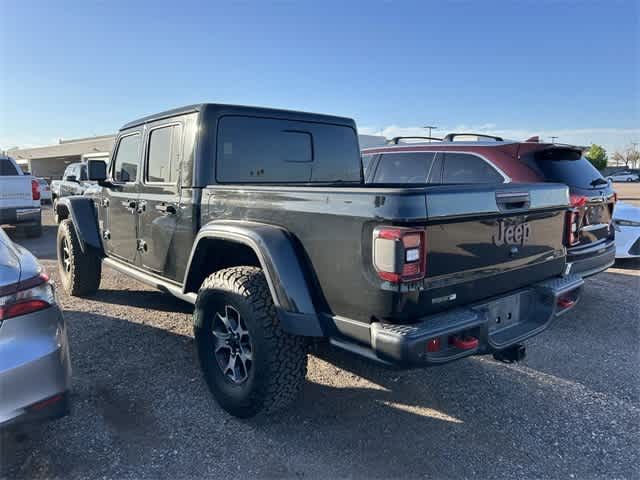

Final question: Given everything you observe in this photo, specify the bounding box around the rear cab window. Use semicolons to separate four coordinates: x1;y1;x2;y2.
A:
0;158;19;176
215;116;360;184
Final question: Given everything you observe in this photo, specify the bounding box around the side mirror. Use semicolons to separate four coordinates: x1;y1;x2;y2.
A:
66;175;78;183
88;160;107;182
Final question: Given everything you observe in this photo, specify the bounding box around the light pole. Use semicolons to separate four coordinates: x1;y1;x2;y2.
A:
423;125;437;143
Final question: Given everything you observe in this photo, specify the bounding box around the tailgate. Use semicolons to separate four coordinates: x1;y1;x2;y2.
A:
0;176;34;209
414;183;568;316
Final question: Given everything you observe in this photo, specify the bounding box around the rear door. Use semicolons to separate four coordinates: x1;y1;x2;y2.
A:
137;121;183;276
103;130;142;263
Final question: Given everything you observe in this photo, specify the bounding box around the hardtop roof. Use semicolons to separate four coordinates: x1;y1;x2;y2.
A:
120;103;356;131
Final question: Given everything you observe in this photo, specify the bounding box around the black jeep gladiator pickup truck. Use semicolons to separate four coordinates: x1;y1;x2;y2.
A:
55;103;583;417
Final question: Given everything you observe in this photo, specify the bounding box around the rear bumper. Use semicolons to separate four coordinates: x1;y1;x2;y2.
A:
330;274;584;367
568;240;616;277
0;207;41;226
0;305;72;430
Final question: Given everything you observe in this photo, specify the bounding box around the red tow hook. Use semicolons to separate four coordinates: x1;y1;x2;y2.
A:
557;297;575;309
450;335;479;350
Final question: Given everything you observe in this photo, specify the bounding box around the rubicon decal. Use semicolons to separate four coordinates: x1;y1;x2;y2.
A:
492;220;531;246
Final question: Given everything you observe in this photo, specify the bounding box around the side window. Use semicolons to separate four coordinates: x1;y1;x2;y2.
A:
372;152;435;183
113;134;141;182
62;166;72;179
442;153;504;184
146;124;182;184
79;165;88;181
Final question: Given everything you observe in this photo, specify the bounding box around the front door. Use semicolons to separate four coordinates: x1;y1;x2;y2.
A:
103;130;142;263
137;122;183;277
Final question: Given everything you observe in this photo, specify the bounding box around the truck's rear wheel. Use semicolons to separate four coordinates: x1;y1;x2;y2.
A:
194;266;308;418
57;219;101;296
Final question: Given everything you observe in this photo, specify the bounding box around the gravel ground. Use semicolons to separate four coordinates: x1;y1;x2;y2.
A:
1;205;639;479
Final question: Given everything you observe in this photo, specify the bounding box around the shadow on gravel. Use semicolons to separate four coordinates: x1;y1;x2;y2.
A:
3;224;58;261
613;257;640;270
3;307;637;479
91;289;194;314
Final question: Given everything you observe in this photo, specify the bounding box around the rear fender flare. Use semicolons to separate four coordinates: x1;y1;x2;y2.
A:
184;221;324;337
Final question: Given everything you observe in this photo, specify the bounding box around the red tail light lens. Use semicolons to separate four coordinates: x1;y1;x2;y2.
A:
0;273;53;321
565;210;580;247
373;227;426;283
569;194;587;208
31;179;41;200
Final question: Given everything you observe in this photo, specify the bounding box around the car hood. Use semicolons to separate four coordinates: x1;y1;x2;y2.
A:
614;202;640;222
0;228;42;294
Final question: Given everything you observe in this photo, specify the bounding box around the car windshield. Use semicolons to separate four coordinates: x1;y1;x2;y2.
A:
534;155;606;189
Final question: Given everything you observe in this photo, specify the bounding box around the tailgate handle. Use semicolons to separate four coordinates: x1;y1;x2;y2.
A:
496;191;530;210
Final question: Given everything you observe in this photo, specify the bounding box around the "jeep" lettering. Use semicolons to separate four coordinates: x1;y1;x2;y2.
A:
492;221;531;246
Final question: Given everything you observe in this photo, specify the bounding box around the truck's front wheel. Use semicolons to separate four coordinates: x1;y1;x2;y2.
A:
194;266;308;418
57;219;101;296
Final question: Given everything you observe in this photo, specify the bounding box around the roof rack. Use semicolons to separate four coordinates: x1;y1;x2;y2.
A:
387;136;443;145
443;133;504;142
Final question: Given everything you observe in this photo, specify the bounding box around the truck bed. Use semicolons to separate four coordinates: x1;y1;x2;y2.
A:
204;182;569;323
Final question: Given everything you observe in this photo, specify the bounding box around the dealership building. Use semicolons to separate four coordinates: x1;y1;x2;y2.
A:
7;134;115;180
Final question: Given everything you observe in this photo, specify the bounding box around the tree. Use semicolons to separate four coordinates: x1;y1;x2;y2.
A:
585;144;608;170
611;147;640;169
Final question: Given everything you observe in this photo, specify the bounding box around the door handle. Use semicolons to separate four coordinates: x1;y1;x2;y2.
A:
122;200;137;213
156;204;177;215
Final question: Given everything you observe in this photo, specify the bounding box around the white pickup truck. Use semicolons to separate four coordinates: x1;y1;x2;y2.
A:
0;155;42;237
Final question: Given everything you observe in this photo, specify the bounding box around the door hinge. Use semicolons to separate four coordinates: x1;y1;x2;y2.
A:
102;198;110;207
103;230;111;241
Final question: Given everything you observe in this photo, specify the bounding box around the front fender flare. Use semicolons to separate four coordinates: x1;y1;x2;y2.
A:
56;197;104;256
184;221;325;337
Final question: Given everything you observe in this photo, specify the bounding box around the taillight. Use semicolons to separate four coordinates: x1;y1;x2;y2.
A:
565;210;580;247
373;227;426;283
0;273;53;321
31;179;41;200
564;195;588;247
570;194;587;208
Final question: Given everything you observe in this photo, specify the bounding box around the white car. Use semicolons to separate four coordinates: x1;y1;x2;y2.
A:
613;202;640;258
37;178;52;204
607;171;639;183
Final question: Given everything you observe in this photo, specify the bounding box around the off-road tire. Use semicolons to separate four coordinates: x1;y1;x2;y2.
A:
57;219;101;296
194;266;308;418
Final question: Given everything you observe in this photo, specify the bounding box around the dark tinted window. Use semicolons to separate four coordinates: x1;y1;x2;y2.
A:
361;154;375;176
0;158;18;176
147;124;182;183
372;152;435;183
533;156;605;188
113;134;140;182
216;116;360;183
442;153;503;184
79;165;88;181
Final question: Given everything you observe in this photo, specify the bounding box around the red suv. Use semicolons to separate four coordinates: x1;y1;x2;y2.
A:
362;133;616;278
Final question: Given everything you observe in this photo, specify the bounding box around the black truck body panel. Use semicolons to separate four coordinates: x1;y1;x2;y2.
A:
75;103;578;366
